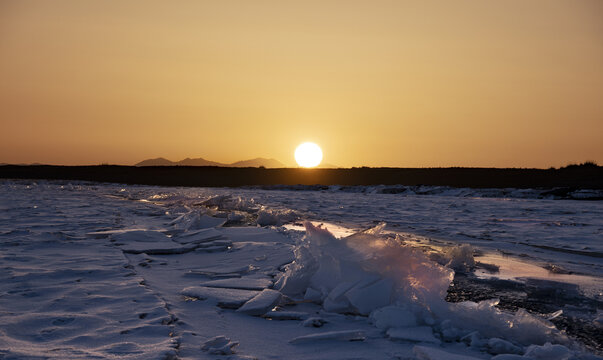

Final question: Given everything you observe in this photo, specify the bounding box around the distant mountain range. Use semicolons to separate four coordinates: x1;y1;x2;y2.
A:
135;157;287;168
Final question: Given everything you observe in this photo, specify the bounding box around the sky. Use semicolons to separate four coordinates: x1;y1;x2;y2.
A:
1;0;602;168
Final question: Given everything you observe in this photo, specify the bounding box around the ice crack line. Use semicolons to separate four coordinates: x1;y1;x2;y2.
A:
121;251;183;359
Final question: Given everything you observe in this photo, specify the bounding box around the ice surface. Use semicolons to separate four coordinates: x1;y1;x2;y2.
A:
302;317;327;327
387;326;440;343
263;310;309;320
491;355;527;360
487;338;523;355
119;241;197;254
110;229;170;243
247;184;603;200
1;181;601;359
172;227;223;244
523;342;572;360
170;212;226;231
289;330;366;344
413;345;484;360
201;335;239;355
180;286;259;308
87;228;166;239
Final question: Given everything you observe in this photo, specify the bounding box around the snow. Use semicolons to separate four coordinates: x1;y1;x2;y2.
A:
1;180;601;359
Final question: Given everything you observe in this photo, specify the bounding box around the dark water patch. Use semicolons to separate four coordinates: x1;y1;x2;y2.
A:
446;273;603;353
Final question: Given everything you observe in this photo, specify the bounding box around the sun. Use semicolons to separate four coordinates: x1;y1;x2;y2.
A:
295;142;323;168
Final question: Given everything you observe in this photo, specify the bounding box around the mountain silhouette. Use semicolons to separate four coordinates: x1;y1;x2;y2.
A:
135;157;286;168
229;158;286;168
176;157;224;166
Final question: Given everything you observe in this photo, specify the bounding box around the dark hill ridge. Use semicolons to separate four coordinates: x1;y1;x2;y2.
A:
1;165;602;191
136;157;285;168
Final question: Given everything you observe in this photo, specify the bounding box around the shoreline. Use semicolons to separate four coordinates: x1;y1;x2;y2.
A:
1;164;602;190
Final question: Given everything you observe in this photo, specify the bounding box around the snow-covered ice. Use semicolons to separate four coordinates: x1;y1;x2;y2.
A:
1;180;602;359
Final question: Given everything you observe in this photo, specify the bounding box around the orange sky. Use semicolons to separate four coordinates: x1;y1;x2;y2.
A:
1;0;602;168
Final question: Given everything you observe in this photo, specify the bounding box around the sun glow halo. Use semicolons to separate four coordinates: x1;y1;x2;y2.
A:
295;142;323;168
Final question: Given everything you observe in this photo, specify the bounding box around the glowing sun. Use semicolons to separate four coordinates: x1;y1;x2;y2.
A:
295;142;322;168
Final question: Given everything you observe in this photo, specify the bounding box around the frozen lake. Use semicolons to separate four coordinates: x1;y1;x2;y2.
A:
121;184;603;278
1;180;601;359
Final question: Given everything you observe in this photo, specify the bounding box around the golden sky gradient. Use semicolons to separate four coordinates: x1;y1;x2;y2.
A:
1;0;602;167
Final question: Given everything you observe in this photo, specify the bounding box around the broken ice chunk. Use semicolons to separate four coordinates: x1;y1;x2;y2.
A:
594;311;603;328
195;244;230;253
369;305;417;330
439;319;467;342
200;276;273;291
490;355;526;360
523;342;572;360
119;241;196;255
387;326;440;344
256;208;299;226
112;230;169;243
194;239;233;253
171;213;226;231
487;338;523;355
289;330;366;344
322;281;355;313
186;264;258;278
263;310;309;320
459;331;487;349
302;317;327;327
345;278;393;315
172;228;223;244
303;288;322;302
444;244;475;272
201;335;238;355
236;289;283;316
181;286;259;309
87;228;165;239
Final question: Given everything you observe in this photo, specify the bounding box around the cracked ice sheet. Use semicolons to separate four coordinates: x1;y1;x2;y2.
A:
125;228;427;360
122;225;499;360
0;241;178;359
3;182;592;360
